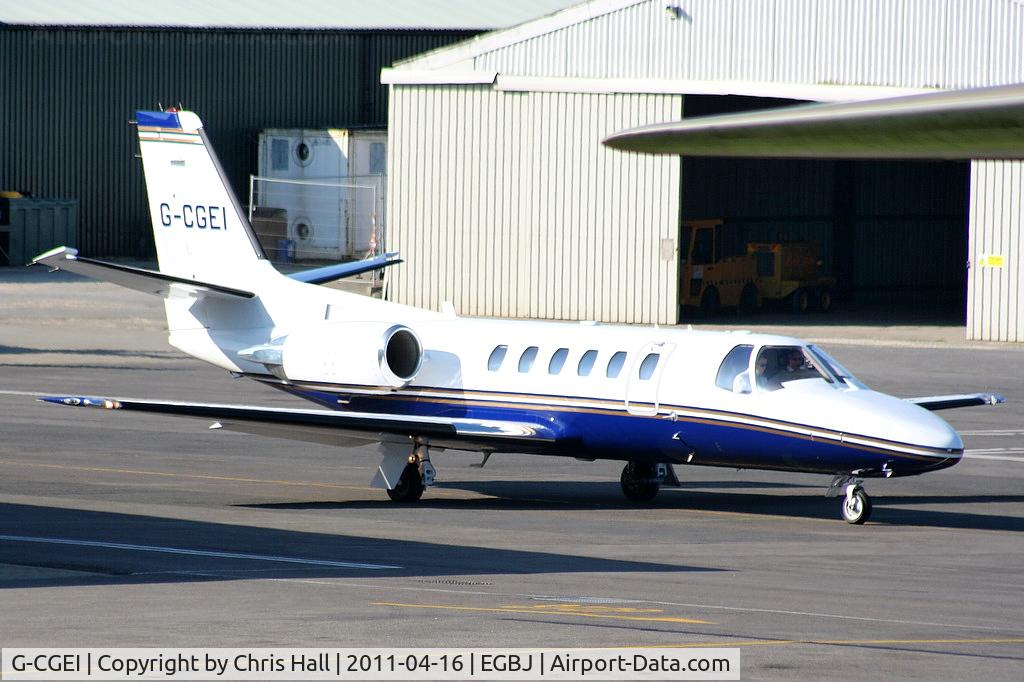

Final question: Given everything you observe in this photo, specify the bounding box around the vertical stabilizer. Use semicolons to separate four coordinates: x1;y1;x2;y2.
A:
136;110;267;286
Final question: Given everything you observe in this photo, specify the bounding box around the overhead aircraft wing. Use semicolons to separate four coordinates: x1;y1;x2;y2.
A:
603;82;1024;160
906;393;1006;412
32;247;254;299
39;396;563;453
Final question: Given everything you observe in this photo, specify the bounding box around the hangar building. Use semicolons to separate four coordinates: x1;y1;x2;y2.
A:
383;0;1024;342
0;1;576;258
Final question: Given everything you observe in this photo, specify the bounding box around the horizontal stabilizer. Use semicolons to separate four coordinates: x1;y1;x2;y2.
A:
288;252;403;285
907;393;1006;411
39;396;562;452
32;247;254;299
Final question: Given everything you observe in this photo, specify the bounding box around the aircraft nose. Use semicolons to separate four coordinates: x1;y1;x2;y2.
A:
896;399;964;452
841;390;964;469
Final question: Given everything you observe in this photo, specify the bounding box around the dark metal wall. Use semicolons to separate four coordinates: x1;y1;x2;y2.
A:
0;27;475;256
681;96;968;302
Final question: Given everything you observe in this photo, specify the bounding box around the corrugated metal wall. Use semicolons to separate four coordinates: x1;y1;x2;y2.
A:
0;27;474;256
389;0;1024;337
469;0;1024;88
968;161;1024;342
387;85;681;323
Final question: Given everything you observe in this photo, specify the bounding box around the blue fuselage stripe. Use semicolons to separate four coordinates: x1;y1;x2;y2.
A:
275;384;958;478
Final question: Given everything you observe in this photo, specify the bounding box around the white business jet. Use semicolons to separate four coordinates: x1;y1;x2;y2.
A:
35;99;1009;524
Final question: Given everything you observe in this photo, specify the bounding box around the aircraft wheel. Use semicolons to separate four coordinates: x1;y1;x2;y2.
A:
840;487;872;524
386;463;425;502
620;462;660;502
739;283;759;314
817;287;834;313
700;287;720;316
791;288;811;314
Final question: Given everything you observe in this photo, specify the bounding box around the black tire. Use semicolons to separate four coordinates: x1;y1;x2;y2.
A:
817;287;834;313
791;288;811;314
386;463;425;502
840;488;872;524
620;461;660;502
699;286;720;316
739;283;758;314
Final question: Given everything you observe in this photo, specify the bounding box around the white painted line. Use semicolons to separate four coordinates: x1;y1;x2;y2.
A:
961;430;1024;437
0;535;401;570
963;453;1024;463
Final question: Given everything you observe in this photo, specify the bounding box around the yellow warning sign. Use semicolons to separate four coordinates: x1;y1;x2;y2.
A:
979;254;1006;268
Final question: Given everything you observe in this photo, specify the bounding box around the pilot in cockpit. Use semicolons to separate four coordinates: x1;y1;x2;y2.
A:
784;348;805;373
754;354;770;389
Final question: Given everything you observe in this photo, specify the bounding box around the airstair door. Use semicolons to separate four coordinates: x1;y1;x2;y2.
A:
625;342;674;416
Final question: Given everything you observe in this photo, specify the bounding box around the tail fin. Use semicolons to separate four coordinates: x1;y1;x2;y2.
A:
136;110;268;286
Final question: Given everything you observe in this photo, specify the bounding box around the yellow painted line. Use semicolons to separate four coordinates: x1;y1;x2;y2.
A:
372;601;713;625
644;637;1024;649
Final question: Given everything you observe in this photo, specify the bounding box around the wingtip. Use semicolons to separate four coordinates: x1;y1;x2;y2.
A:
39;396;122;409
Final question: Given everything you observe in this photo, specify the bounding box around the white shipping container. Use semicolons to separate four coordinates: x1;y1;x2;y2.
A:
256;129;388;261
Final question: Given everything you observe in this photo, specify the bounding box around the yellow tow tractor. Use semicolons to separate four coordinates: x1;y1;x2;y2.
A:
679;219;836;315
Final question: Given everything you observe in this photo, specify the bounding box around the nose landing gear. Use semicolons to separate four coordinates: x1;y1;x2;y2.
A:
828;475;872;524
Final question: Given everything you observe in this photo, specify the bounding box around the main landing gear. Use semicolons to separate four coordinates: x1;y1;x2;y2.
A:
620;461;675;502
827;475;872;524
375;441;435;503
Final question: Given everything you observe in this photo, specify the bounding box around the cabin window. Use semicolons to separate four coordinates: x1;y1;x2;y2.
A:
519;346;539;372
487;345;507;371
755;345;833;392
548;347;569;374
606;351;627;378
577;349;598;376
638;353;661;380
716;345;754;393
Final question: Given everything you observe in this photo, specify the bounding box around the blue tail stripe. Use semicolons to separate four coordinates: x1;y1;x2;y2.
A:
136;110;181;129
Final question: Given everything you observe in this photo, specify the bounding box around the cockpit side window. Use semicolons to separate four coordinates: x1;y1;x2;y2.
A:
755;345;833;391
715;345;754;393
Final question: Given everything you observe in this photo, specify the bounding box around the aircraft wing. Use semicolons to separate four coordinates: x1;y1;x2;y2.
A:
906;393;1006;411
33;247;254;299
603;82;1024;160
38;396;562;453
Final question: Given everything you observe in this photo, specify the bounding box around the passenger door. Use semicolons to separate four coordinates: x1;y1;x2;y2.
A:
625;342;674;416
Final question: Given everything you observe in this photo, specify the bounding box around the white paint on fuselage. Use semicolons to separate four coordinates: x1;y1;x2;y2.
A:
167;270;962;461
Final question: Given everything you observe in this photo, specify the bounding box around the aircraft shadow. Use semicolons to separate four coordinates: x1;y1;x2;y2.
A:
0;345;179;359
243;481;1024;532
0;502;715;590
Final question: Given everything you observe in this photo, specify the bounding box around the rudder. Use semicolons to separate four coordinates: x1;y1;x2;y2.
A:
136;110;267;287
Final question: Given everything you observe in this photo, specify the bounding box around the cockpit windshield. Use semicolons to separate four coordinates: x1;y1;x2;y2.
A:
807;345;867;389
754;345;834;392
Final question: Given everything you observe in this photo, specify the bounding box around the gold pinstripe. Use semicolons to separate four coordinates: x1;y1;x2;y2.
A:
259;377;961;463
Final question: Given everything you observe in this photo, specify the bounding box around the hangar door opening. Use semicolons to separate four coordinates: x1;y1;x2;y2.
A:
679;95;968;324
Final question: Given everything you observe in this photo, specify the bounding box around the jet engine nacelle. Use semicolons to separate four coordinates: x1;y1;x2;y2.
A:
274;322;423;389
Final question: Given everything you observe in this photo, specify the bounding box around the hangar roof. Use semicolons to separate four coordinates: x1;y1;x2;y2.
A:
0;0;581;30
383;0;1024;101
